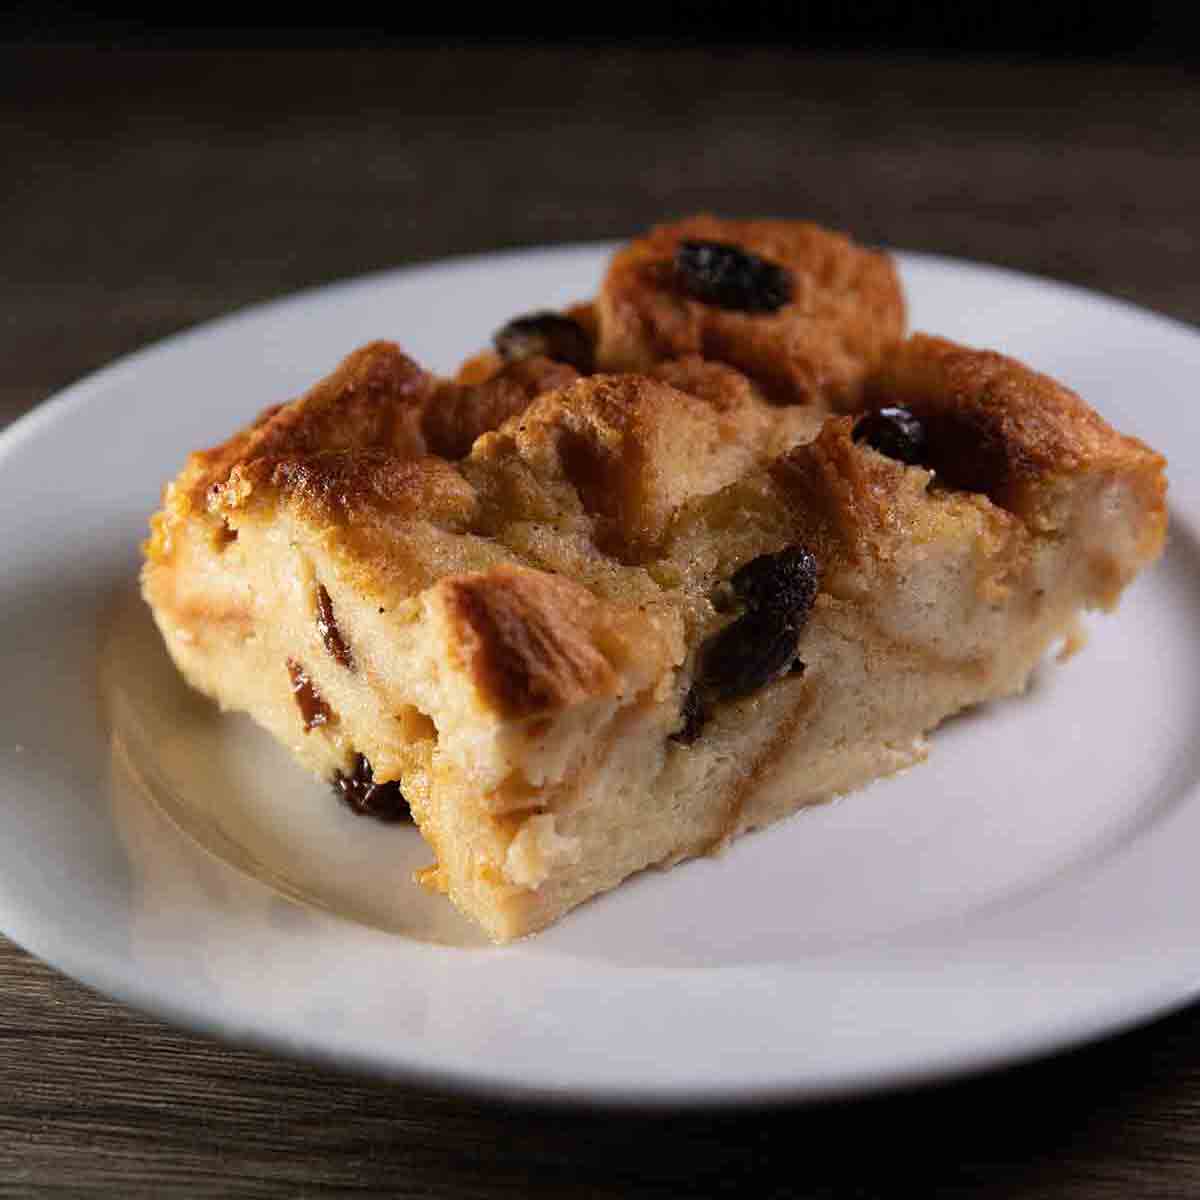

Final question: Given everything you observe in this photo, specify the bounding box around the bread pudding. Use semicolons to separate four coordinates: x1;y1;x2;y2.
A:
142;218;1166;941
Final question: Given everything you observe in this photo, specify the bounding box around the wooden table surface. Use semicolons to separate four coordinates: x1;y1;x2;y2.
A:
3;46;1200;1197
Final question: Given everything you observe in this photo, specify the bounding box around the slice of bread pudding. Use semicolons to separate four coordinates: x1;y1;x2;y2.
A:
143;315;1166;940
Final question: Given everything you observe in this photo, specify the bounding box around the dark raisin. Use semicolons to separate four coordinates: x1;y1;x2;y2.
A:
671;543;820;742
673;240;793;314
729;545;820;622
699;610;802;702
670;685;707;745
494;311;593;373
688;543;820;709
287;659;334;731
853;406;927;467
919;409;1010;498
332;753;411;823
316;584;354;671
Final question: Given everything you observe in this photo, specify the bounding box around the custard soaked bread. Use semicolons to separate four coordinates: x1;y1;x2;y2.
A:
143;317;1166;938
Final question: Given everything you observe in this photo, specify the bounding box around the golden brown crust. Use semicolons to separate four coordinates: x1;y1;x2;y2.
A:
770;416;1029;597
865;334;1168;527
771;415;918;572
596;215;906;409
151;327;1167;637
183;340;434;506
208;449;492;611
645;355;767;417
440;566;622;720
488;373;759;562
214;449;480;532
423;356;580;460
145;341;437;566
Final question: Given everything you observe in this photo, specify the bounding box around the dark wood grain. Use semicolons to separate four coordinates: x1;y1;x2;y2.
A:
2;46;1199;1197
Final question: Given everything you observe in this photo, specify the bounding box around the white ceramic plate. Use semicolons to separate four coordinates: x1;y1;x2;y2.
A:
2;245;1199;1107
